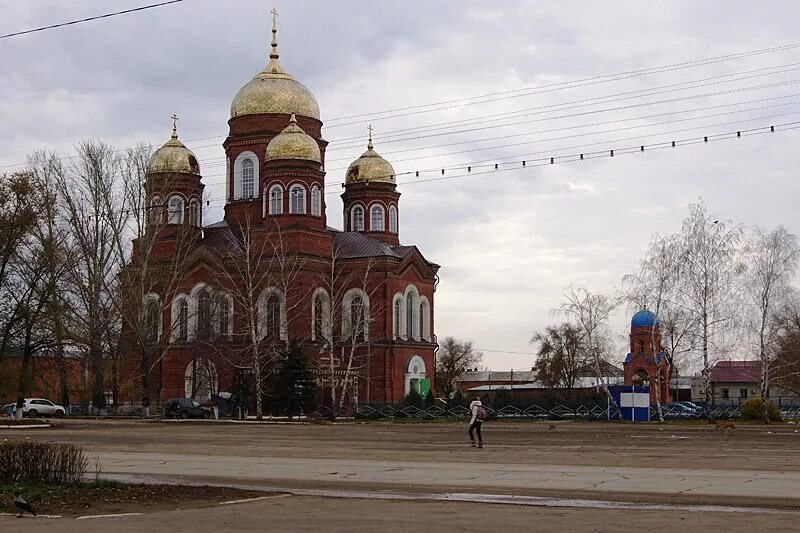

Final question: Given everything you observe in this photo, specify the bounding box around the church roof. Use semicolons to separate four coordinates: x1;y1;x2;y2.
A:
334;231;403;259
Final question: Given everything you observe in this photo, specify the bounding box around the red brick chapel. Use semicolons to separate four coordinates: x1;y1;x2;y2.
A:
121;16;439;410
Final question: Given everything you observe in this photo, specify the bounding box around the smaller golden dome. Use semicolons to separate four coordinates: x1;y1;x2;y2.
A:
148;122;200;174
345;133;395;184
265;113;321;163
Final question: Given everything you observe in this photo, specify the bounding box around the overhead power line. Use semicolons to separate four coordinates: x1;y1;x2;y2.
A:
0;0;187;40
323;41;800;124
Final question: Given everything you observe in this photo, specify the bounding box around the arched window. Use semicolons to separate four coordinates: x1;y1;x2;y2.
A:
311;186;321;217
314;295;325;341
188;198;200;227
216;295;230;337
406;293;414;339
419;300;429;341
197;289;211;340
269;185;283;215
370;204;384;231
265;294;281;340
351;296;365;341
185;358;217;402
241;159;255;199
168;196;184;224
145;298;161;343
290;184;306;214
177;299;188;342
149;196;163;226
389;205;398;234
351;205;364;231
393;297;402;338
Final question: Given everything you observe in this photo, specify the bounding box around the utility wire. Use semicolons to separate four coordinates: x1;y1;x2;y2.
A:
0;0;187;40
324;41;800;124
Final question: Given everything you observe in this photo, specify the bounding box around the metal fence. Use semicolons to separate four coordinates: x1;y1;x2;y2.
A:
51;402;800;422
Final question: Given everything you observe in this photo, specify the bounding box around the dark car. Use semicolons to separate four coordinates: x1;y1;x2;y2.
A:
165;398;212;419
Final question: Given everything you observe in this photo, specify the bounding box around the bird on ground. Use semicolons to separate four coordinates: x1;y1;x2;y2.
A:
13;492;37;518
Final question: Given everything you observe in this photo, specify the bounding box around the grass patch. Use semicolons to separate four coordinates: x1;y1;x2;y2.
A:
0;480;272;517
0;418;49;426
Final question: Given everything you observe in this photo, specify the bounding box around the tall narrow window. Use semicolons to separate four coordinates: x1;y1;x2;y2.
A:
146;299;160;343
370;204;384;231
217;295;229;337
389;205;398;234
269;185;283;215
149;196;163;226
189;199;200;227
265;294;281;340
351;296;365;341
290;185;306;214
352;206;364;231
311;186;321;217
197;290;211;340
178;300;188;342
393;299;402;338
314;294;325;341
406;293;414;339
419;301;427;341
168;196;184;224
241;159;255;199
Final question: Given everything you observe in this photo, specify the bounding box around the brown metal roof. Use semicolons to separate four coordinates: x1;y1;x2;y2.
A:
709;360;761;383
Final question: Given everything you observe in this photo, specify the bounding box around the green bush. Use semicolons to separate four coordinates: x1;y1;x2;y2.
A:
739;397;782;422
0;440;88;484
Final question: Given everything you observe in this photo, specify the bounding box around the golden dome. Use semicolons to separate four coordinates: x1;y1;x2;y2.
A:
345;134;396;184
265;113;321;163
148;122;200;174
230;20;320;120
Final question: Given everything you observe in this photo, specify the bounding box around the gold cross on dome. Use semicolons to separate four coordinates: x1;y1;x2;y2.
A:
367;124;373;139
170;113;179;137
271;8;278;30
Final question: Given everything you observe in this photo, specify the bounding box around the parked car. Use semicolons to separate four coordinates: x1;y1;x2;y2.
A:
659;402;699;419
18;398;66;418
676;401;706;415
165;398;212;419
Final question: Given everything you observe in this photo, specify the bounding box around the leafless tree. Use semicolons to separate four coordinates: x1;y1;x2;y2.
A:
743;226;800;422
213;216;305;420
57;141;129;410
530;323;588;390
435;337;483;399
559;285;622;417
677;200;744;409
111;146;202;415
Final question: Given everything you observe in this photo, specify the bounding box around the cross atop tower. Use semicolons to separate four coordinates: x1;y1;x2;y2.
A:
269;7;279;60
367;124;374;150
170;113;179;138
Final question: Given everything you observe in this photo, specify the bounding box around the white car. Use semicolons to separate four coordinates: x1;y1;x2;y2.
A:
20;398;66;418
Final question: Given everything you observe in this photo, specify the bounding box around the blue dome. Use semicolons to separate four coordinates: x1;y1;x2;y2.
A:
631;310;658;327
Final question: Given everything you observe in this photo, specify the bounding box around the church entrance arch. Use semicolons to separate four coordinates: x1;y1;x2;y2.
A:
185;358;218;402
404;355;427;397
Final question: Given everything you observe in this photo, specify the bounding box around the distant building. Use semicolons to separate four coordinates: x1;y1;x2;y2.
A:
691;360;800;406
455;364;623;401
0;349;86;405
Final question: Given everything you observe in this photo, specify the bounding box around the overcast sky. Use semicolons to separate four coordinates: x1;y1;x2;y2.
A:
2;1;800;371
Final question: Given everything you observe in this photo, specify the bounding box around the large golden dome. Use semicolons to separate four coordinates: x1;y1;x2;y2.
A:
265;113;321;163
230;22;320;120
148;124;200;174
345;135;396;184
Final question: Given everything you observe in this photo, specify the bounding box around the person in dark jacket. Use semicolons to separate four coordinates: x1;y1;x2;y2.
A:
14;492;37;517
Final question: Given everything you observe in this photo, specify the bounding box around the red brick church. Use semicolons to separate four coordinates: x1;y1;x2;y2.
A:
121;17;438;410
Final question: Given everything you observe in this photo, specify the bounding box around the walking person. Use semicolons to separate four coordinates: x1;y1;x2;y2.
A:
468;396;485;448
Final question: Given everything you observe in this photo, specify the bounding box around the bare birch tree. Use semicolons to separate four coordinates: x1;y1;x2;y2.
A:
677;201;743;410
743;226;800;422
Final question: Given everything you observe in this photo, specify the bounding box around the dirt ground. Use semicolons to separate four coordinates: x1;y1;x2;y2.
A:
3;419;800;531
12;418;800;472
2;494;799;533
